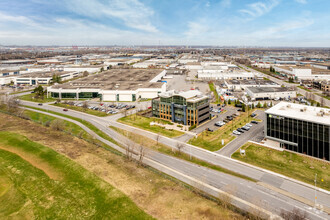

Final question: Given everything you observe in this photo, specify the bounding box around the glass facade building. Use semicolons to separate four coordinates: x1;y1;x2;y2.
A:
152;91;210;126
266;113;330;161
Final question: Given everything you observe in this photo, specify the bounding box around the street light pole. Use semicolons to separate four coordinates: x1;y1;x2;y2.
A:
314;173;317;208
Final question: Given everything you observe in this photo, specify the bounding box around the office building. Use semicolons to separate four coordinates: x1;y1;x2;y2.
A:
152;90;210;126
265;102;330;161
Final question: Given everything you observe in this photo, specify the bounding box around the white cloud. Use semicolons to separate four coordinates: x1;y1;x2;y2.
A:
295;0;307;4
0;11;39;27
220;0;231;8
65;0;157;33
239;0;280;18
184;20;210;38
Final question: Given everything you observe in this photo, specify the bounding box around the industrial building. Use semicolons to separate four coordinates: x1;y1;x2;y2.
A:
246;87;296;100
265;102;330;161
152;90;210;126
225;79;280;91
14;71;79;86
47;69;166;101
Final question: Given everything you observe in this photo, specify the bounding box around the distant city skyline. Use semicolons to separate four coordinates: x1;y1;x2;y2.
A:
0;0;329;47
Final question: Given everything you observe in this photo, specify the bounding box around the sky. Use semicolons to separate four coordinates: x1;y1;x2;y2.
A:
0;0;329;47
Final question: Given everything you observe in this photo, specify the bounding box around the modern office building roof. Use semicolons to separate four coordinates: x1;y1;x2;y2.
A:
158;90;208;103
246;87;294;93
51;68;164;90
265;102;330;125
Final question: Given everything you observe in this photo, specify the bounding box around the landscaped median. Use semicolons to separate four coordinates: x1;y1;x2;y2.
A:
52;102;109;117
118;114;184;138
232;142;330;191
188;112;261;151
110;126;256;182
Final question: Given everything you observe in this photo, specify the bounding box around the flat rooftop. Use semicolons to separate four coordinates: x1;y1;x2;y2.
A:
17;71;73;78
158;90;208;103
227;79;278;86
51;68;164;90
265;102;330;125
278;65;330;75
247;87;294;93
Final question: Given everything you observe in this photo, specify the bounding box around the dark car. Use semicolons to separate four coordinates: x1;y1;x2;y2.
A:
38;103;43;106
217;104;221;106
241;126;250;131
251;120;259;124
63;108;68;111
251;113;256;117
206;128;213;132
237;128;244;133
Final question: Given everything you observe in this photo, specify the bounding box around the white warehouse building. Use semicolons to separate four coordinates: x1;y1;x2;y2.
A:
47;69;167;102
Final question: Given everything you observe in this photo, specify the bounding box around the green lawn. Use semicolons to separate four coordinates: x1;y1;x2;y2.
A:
52;103;109;117
110;126;256;182
188;112;261;151
24;110;93;141
0;131;152;219
19;93;56;103
209;82;222;104
23;106;121;147
297;86;311;92
118;114;184;138
232;143;330;191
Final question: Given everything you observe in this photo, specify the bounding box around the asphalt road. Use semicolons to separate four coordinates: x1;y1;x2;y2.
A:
216;110;265;157
20;100;330;219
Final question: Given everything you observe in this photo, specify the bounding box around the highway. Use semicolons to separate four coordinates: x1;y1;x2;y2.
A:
19;100;330;219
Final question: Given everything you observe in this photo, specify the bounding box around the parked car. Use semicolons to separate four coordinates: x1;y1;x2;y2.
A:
245;123;253;127
215;121;225;127
233;130;241;135
63;108;68;111
251;120;259;124
206;128;213;132
241;126;250;131
38;103;43;106
250;113;256;117
237;128;244;133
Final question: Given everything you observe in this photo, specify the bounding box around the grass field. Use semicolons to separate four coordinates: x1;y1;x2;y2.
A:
188;112;260;151
118;114;184;138
0;112;249;219
19;93;56;103
0;131;151;219
24;106;120;146
209;82;222;104
52;103;109;117
111;126;256;182
232;143;330;191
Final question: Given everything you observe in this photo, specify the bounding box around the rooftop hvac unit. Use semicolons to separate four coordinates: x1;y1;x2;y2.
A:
317;112;324;117
287;104;291;108
300;109;304;112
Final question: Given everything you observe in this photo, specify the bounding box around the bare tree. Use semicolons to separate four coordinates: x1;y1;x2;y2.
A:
137;145;146;165
5;96;20;113
50;119;65;131
82;101;89;110
280;208;309;220
156;133;160;145
320;97;325;107
176;142;185;154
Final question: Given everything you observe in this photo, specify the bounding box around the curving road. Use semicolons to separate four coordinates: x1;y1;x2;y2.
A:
19;100;330;219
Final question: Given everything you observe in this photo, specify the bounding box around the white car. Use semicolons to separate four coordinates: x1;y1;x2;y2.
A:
233;130;241;135
245;123;253;127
